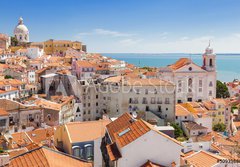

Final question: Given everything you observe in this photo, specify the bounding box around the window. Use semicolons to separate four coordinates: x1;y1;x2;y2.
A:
209;81;213;87
209;91;212;96
145;89;148;94
199;80;202;87
88;110;91;114
188;67;192;71
188;78;193;92
142;97;147;104
96;102;98;106
151;97;155;104
199;88;202;92
176;116;178;119
166;108;168;111
136;89;140;94
96;95;98;99
210;59;213;66
88;103;90;107
0;119;6;126
185;116;187;119
165;98;170;104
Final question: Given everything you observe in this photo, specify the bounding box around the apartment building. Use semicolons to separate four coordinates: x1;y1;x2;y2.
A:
101;76;176;122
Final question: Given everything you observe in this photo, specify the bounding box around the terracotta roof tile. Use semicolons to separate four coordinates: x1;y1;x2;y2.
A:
184;150;224;167
7;147;92;167
168;58;192;70
65;120;110;143
0;109;9;116
141;160;166;167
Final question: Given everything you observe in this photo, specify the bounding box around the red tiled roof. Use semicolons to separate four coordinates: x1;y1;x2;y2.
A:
7;147;92;167
141;160;166;167
168;58;192;70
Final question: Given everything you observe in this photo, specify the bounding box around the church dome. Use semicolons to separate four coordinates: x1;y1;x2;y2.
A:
14;17;29;34
14;17;29;43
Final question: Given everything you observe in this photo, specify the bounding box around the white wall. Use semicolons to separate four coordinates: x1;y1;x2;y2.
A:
181;141;210;153
118;130;182;167
94;137;103;167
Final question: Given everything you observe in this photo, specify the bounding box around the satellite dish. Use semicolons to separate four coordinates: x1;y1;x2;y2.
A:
132;111;137;119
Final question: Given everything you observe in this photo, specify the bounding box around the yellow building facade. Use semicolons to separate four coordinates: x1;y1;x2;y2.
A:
44;39;82;55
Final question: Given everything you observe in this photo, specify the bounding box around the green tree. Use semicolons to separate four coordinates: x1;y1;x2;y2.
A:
4;75;14;79
171;123;183;138
11;36;18;46
216;80;230;98
213;123;226;132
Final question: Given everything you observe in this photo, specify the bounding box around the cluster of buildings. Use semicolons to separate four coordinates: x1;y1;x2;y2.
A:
0;17;239;166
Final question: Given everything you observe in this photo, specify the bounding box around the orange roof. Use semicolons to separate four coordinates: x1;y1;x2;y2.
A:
65;120;110;143
0;108;9;116
176;105;191;116
10;132;32;149
113;119;151;148
141;160;166;167
106;113;133;142
76;60;94;68
0;79;24;86
184;150;224;167
26;128;54;144
106;113;182;148
234;121;240;127
8;147;92;167
169;58;192;70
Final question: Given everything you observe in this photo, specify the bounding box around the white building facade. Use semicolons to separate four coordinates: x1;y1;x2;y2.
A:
158;45;216;103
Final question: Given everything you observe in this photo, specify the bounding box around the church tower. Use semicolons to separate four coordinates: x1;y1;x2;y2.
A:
14;17;29;43
202;42;216;72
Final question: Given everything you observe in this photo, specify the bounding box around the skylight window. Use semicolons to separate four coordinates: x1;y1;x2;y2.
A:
118;128;131;137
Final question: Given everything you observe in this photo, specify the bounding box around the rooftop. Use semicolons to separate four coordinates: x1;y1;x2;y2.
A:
65;120;110;143
7;146;92;167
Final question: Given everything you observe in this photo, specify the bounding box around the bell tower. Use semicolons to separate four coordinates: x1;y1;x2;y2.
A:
202;41;216;72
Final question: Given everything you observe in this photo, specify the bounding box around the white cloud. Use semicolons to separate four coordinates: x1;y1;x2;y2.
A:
77;28;134;38
76;31;240;53
119;38;142;46
94;29;134;37
180;36;189;41
233;33;240;38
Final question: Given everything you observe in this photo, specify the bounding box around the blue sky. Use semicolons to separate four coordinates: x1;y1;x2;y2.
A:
1;0;240;53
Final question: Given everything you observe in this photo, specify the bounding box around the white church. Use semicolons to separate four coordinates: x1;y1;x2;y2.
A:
14;17;29;43
158;44;216;103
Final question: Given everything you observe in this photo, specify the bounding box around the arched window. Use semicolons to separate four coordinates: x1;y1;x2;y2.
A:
209;58;213;66
72;146;81;157
188;78;193;92
25;35;27;40
19;35;22;40
209;81;213;87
